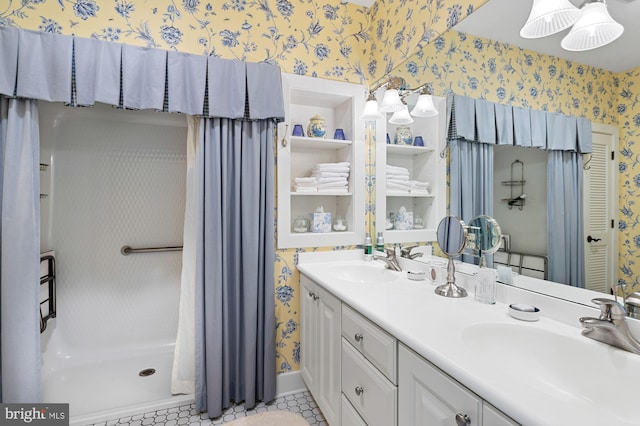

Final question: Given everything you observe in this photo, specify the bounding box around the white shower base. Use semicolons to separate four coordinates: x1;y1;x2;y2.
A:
42;343;193;425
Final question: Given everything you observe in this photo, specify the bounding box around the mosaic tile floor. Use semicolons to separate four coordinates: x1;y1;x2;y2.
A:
91;391;327;426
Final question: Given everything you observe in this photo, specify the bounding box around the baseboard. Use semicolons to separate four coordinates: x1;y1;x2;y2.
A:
276;371;306;397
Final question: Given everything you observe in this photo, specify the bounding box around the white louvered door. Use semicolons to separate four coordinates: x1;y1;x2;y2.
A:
583;125;618;293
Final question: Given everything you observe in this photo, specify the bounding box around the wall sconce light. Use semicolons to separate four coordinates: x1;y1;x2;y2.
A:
520;0;623;52
360;76;438;121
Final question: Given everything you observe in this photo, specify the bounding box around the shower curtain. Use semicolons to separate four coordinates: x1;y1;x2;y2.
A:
194;117;276;418
171;116;199;394
0;25;283;408
0;96;41;402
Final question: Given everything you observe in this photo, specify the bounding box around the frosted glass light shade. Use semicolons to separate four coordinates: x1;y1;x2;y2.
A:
410;94;438;117
520;0;581;39
360;99;383;120
388;106;414;125
561;2;623;51
378;89;404;113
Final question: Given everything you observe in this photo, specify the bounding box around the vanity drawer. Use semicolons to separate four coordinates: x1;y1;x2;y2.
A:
341;394;367;426
342;338;397;426
342;304;397;384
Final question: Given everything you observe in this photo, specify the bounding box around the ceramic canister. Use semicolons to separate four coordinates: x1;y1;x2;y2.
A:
307;114;327;138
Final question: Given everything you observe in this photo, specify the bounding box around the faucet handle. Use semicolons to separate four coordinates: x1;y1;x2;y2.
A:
385;247;397;258
400;245;418;257
592;298;627;320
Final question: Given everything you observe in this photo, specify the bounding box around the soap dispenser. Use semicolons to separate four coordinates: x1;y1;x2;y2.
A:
364;233;373;259
376;232;385;252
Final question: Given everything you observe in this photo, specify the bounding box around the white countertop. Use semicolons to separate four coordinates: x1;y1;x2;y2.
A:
297;250;640;426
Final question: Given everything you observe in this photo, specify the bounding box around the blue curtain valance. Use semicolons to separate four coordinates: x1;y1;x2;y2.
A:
448;94;592;153
0;26;284;121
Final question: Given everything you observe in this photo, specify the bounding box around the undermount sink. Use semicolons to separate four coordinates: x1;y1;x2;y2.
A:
325;262;401;284
462;322;640;422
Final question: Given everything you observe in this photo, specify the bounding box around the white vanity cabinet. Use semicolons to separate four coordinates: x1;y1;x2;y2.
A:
300;275;342;426
341;305;397;426
277;73;365;249
300;273;518;426
398;343;482;426
398;344;519;426
374;96;446;244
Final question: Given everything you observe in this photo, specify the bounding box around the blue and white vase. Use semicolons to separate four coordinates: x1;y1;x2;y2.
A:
307;114;327;138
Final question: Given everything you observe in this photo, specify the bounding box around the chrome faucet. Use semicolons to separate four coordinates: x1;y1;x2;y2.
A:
400;245;424;260
373;247;402;272
579;298;640;355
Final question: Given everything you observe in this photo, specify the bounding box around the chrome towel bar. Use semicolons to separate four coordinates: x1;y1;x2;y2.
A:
121;245;183;256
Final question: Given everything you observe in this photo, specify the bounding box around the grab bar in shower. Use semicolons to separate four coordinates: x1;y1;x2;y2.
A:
121;245;183;256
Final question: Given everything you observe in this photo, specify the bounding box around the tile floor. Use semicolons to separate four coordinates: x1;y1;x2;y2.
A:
90;391;327;426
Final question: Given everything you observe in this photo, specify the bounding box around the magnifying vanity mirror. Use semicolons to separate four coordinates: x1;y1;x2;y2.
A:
466;215;502;267
435;216;468;298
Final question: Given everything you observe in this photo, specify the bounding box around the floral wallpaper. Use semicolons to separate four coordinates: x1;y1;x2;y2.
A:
363;0;487;82
616;70;640;292
400;30;618;126
1;0;486;375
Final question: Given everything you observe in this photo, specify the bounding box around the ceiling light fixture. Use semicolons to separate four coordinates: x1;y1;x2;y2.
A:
520;0;582;39
360;76;439;121
520;0;623;52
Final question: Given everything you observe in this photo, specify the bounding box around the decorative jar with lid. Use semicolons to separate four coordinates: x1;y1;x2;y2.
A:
307;114;327;138
394;125;413;145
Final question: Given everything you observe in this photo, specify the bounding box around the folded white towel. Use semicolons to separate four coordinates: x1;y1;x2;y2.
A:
387;188;410;194
295;187;317;193
316;162;350;168
318;181;348;188
316;177;348;184
312;171;349;178
314;167;350;174
387;173;410;181
410;180;429;187
387;165;410;174
318;187;348;193
294;181;318;188
410;189;430;195
387;179;412;187
387;182;412;190
295;177;317;183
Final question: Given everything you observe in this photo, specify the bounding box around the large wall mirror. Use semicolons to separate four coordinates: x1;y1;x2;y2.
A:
372;0;632;300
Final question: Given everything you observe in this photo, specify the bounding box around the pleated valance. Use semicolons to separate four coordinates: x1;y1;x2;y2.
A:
0;26;284;120
448;94;592;153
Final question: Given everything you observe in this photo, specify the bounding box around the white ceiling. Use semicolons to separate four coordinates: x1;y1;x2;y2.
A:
454;0;640;73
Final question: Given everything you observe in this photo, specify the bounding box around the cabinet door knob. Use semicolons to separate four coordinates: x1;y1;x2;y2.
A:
308;291;314;298
354;333;364;342
455;413;471;426
354;386;364;396
313;294;319;301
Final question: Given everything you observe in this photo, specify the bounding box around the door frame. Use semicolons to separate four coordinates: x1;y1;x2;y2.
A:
585;123;618;293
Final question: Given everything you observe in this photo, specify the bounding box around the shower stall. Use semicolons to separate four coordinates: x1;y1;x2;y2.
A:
38;101;193;424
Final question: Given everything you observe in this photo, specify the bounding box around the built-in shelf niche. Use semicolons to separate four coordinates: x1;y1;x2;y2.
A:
276;73;365;249
375;96;447;244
